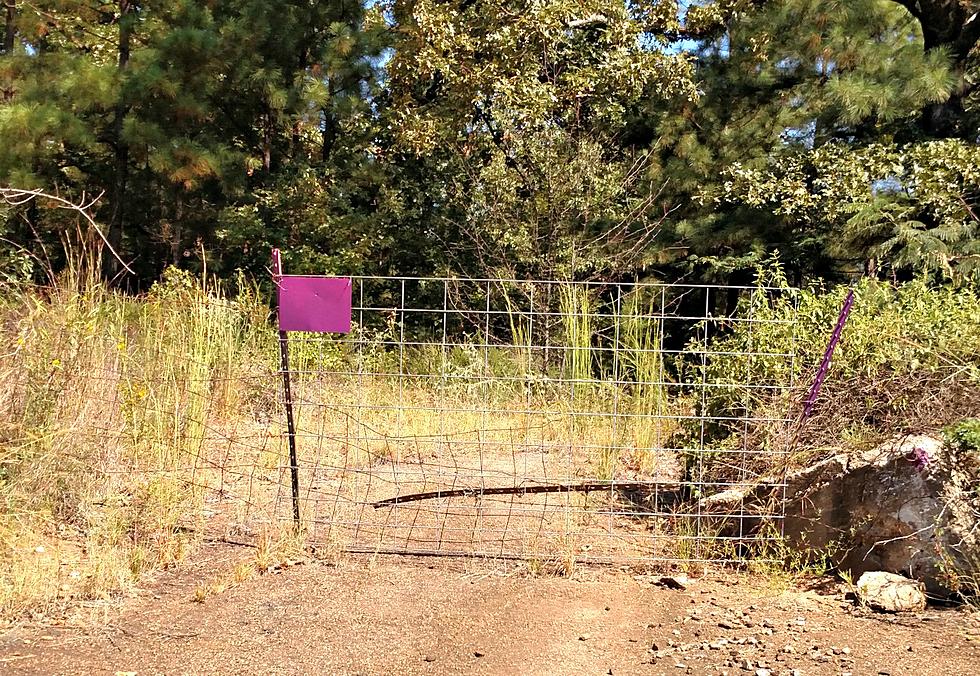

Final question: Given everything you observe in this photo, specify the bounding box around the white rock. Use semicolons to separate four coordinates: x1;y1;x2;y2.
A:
855;571;926;613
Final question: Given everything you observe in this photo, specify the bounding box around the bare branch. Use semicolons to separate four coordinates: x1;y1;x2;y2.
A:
0;187;135;275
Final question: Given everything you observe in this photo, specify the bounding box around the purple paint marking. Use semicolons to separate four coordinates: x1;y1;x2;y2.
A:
912;447;931;471
277;275;352;333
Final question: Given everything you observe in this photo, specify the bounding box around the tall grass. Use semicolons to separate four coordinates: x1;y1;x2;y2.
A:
558;284;594;385
0;264;277;621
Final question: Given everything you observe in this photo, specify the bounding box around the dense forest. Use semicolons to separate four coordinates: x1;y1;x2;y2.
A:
0;1;978;286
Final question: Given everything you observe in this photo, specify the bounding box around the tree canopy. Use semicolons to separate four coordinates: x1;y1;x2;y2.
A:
1;0;978;286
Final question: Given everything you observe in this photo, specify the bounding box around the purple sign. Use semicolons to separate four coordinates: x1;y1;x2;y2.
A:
277;275;352;333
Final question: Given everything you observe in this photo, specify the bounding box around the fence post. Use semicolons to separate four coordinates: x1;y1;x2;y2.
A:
803;287;856;419
272;248;301;527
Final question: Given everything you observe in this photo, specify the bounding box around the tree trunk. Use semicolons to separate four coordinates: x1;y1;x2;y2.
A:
321;108;337;162
263;110;273;171
2;0;14;55
107;1;133;279
170;194;183;266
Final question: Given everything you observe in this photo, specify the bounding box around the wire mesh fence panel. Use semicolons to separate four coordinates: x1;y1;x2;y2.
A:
279;277;800;563
0;289;290;562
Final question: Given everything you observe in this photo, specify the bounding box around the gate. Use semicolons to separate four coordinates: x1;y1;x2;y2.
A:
276;276;798;564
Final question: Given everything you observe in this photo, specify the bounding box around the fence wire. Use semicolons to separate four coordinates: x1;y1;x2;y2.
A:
278;277;800;563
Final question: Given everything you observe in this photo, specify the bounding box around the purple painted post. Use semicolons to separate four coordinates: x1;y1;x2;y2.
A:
272;250;356;527
273;249;302;526
803;288;856;418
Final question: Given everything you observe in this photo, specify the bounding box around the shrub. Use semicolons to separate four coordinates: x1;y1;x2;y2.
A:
694;263;980;481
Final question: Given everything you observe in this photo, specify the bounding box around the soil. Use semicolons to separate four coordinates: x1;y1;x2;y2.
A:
2;543;978;675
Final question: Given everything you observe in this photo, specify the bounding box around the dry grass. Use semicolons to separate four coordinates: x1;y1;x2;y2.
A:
0;263;282;623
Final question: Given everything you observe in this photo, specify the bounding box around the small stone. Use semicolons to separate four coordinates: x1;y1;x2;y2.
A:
659;575;692;590
740;659;753;670
782;645;795;654
762;619;775;629
755;670;771;676
675;663;687;669
473;651;484;658
423;656;436;663
719;620;738;629
579;634;590;641
673;629;681;636
841;646;850;655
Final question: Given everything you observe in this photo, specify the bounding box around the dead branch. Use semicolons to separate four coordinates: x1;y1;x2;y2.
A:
0;187;135;275
372;480;684;508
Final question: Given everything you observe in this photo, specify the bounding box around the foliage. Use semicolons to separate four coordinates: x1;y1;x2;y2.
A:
944;419;980;455
720;140;980;280
646;0;966;281
376;0;701;279
2;1;979;285
0;1;383;281
693;262;980;478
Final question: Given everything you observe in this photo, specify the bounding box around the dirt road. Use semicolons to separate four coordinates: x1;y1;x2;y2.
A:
2;544;978;675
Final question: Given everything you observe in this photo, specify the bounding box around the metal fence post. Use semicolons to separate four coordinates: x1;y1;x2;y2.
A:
272;249;301;527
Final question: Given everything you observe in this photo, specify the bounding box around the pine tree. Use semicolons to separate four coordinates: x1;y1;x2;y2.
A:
645;0;968;282
0;1;383;281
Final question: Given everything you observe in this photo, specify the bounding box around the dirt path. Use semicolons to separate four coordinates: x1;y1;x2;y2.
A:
2;545;979;675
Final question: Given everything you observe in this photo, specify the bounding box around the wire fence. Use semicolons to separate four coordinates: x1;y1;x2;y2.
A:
277;277;800;563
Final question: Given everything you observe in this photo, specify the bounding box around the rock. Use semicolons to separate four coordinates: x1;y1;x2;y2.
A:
659;575;692;590
699;434;980;597
855;571;927;613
